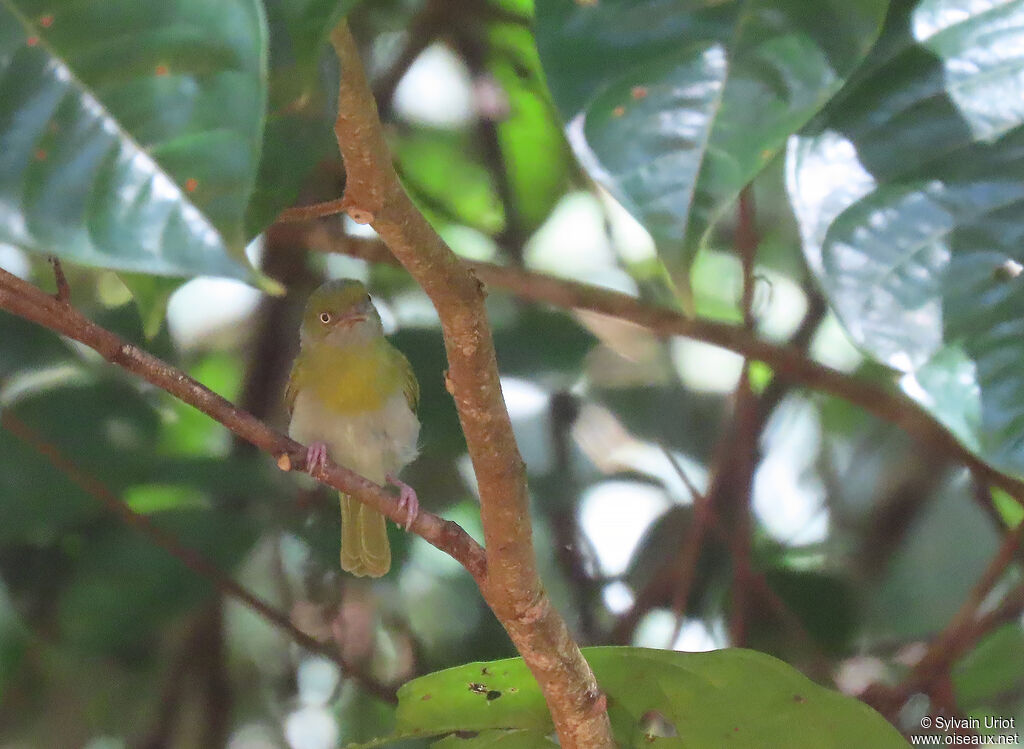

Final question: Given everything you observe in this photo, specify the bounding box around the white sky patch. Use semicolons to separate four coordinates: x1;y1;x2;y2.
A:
284;706;338;749
602;581;635;615
632;609;725;651
394;43;474;129
524;192;621;284
754;269;809;342
753;397;829;545
673;617;724;652
810;312;864;373
670;338;745;394
167;277;262;348
501;377;550;421
579;480;671;576
0;244;31;279
440;224;499;262
343;215;379;239
297;657;340;706
596;185;657;264
387;289;439;329
502;377;553;474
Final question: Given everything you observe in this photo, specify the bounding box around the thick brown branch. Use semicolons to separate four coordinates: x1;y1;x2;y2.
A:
329;23;613;748
305;229;1024;504
0;409;398;705
0;266;486;584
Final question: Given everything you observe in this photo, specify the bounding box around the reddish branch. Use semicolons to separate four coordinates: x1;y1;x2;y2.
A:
329;24;613;747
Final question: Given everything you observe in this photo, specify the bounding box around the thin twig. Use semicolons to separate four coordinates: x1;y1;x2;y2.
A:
0;409;399;705
49;256;69;303
277;198;349;223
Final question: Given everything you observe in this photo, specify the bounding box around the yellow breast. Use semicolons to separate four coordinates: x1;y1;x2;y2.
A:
294;341;402;414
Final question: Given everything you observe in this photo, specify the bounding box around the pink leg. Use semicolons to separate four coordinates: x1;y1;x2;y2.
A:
306;441;329;475
387;473;419;531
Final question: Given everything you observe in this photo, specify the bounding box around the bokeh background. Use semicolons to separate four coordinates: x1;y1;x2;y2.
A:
1;0;1022;747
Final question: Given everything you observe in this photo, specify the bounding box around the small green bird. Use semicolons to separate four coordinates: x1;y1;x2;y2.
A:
286;279;420;577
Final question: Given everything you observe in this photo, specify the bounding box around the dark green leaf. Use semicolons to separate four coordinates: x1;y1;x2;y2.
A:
535;0;887;278
246;0;357;235
760;568;858;655
0;0;265;277
493;307;597;377
788;0;1024;478
0;309;73;380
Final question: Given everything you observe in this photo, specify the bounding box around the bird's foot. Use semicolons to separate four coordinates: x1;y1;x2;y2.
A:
305;442;329;475
387;473;419;531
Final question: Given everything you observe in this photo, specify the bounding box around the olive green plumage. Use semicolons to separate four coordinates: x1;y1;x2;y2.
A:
286;280;420;577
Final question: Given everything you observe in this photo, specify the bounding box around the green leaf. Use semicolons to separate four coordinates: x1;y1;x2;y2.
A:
396;128;505;235
488;22;571;235
787;0;1024;478
117;272;180;339
534;0;887;279
0;0;266;278
954;625;1024;708
394;647;905;748
432;729;557;749
246;0;357;235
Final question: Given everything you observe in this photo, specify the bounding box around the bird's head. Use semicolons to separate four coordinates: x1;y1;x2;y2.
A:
300;279;383;347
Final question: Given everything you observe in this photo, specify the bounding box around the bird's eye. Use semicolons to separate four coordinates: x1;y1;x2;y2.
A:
319;312;332;324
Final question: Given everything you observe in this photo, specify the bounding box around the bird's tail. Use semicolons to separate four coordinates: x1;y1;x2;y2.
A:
339;492;391;577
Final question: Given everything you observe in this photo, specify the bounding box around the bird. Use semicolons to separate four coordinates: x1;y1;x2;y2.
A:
285;279;420;577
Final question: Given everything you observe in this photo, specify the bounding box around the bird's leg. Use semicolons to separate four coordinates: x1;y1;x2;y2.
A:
386;473;419;530
305;441;329;475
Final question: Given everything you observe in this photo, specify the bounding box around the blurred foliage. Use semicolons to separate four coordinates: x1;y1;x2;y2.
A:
1;0;1023;746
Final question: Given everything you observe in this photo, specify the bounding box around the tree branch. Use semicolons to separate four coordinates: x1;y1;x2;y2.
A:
329;23;613;748
0;266;486;586
304;227;1024;505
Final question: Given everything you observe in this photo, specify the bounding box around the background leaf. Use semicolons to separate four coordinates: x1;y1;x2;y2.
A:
0;0;267;277
246;0;359;235
534;0;888;280
787;0;1024;478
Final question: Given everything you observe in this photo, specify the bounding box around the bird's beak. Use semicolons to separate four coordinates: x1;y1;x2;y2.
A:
338;312;367;328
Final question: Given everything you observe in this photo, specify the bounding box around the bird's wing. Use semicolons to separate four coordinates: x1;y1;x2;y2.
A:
284;354;304;416
391;347;419;413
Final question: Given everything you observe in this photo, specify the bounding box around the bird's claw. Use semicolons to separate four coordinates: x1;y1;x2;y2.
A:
387;473;419;531
306;442;329;475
